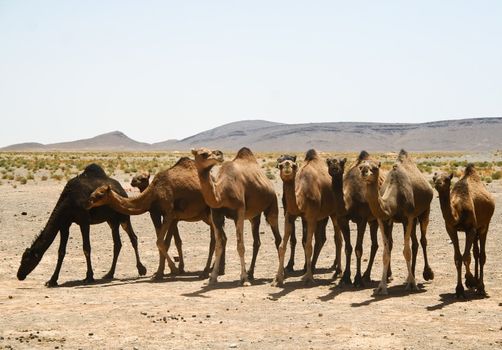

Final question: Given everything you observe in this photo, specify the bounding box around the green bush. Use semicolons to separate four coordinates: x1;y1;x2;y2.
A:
491;171;501;180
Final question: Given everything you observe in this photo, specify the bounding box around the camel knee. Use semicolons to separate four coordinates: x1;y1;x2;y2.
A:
479;251;486;266
345;244;353;256
420;236;427;247
355;246;363;259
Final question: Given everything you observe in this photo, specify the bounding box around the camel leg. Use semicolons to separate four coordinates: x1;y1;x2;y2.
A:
447;227;464;297
408;220;418;278
247;215;262;280
472;236;480;283
79;223;95;283
331;216;343;278
102;221;122;280
301;218;317;284
120;218;147;276
363;220;378;283
338;217;352;285
463;229;477;289
477;227;488;295
374;219;392;295
165;221;184;274
152;217;178;280
46;225;70;287
285;215;298;273
273;212;294;287
202;217;215;277
353;219;367;287
235;209;250;286
419;210;434;281
403;217;418;291
208;209;226;284
265;201;282;250
311;217;328;274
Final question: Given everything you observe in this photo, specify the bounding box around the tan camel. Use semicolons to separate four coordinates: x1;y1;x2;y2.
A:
326;151;385;286
433;164;495;297
130;172;188;274
359;150;434;295
87;157;215;279
191;147;282;286
275;154;342;276
273;149;342;286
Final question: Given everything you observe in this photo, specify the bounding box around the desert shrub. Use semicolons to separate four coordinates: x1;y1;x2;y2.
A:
41;175;48;181
51;174;63;181
265;168;275;180
484;176;492;183
27;172;34;180
16;176;27;184
491;171;501;180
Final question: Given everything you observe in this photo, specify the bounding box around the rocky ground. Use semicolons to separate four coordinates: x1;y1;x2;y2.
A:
1;175;501;349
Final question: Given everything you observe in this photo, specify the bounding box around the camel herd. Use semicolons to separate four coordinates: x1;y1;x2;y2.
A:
17;148;495;298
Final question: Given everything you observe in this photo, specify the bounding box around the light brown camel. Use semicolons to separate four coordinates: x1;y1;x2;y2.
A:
326;151;386;287
359;150;434;295
130;172;187;273
275;154;342;276
191;147;282;286
433;164;495;297
273;149;342;286
87;157;215;279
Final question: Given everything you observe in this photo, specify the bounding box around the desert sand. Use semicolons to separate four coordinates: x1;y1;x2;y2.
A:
1;174;501;349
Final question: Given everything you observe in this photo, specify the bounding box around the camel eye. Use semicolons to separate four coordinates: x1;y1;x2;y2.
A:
202;152;209;158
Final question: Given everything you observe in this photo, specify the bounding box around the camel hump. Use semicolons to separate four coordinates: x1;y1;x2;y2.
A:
397;149;409;162
173;157;195;168
235;147;256;161
357;150;370;162
464;163;477;176
304;149;319;161
82;163;107;178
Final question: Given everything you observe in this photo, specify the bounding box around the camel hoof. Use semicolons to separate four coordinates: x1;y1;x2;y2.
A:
332;268;342;279
247;271;255;281
284;263;294;274
178;264;185;275
340;273;352;286
405;282;418;291
271;278;284;288
169;266;180;276
205;277;218;286
102;272;114;280
465;275;477;289
300;273;315;285
423;267;434;281
200;269;210;278
83;276;95;284
151;273;164;281
45;280;58;288
455;284;465;299
137;264;147;276
241;280;251;287
353;274;364;288
476;283;486;296
362;273;373;284
373;282;388;296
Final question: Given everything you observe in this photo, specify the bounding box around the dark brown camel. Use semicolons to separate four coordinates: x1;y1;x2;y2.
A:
17;164;147;287
433;164;495;297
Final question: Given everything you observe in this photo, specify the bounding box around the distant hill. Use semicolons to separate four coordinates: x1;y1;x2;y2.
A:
3;118;502;152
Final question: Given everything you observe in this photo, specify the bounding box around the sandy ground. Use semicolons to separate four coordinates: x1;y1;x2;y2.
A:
1;177;502;349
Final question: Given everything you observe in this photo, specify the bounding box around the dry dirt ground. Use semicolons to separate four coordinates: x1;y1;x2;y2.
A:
1;177;501;349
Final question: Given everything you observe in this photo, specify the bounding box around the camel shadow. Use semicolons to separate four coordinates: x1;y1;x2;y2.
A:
426;291;489;311
350;283;427;307
181;278;271;298
268;277;333;300
317;279;380;302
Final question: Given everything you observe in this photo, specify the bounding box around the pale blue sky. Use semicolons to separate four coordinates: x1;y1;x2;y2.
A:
1;1;501;147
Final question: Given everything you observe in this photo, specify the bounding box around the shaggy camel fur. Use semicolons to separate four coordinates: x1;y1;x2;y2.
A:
273;149;342;286
18;164;146;286
192;147;282;286
326;151;384;286
433;165;495;297
88;158;215;279
359;150;434;295
130;172;187;273
275;154;341;276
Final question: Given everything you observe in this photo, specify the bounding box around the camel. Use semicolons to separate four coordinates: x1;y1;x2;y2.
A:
359;150;434;295
275;154;341;275
17;164;147;287
130;172;186;273
433;164;495;297
87;157;215;279
326;151;385;287
273;149;342;286
191;147;282;286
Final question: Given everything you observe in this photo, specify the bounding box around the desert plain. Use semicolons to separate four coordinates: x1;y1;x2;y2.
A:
0;151;501;349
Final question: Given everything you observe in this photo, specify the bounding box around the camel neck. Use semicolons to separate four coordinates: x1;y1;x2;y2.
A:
31;199;67;254
365;180;390;219
437;188;456;226
197;167;222;208
331;175;347;216
106;189;153;216
282;179;299;213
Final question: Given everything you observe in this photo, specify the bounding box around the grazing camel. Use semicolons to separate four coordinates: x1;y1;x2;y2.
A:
326;151;384;286
191;147;282;286
433;164;495;297
130;172;186;273
87;157;215;279
275;154;341;275
359;150;434;295
273;149;341;286
17;164;147;286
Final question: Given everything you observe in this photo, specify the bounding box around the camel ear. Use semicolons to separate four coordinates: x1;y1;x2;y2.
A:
105;185;112;192
449;173;454;180
191;148;198;156
292;155;297;162
378;162;381;168
145;172;150;180
342;158;347;165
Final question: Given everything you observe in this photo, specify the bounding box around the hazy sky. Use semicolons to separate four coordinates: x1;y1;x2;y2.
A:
1;1;501;147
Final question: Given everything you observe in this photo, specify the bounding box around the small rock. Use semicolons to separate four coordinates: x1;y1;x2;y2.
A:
88;333;93;336
8;295;13;299
229;344;237;348
21;212;27;215
206;315;211;318
318;313;323;317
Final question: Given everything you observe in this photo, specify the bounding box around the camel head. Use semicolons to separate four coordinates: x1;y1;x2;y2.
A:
358;160;381;184
191;148;224;170
131;172;150;192
17;245;43;280
87;184;113;209
276;155;298;181
432;172;453;192
326;157;347;178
